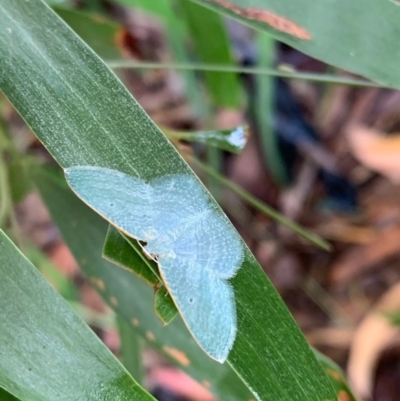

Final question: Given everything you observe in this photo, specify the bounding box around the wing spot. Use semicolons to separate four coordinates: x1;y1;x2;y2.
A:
202;380;211;389
162;346;191;366
109;296;119;307
206;0;311;40
131;318;140;326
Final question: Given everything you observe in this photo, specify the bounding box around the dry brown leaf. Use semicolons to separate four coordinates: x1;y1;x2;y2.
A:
307;327;354;349
280;161;318;220
315;220;377;245
216;108;245;129
347;282;400;400
330;225;400;285
347;124;400;183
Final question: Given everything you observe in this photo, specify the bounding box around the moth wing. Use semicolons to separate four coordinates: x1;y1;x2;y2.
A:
159;256;236;363
150;175;209;238
65;166;152;240
170;209;243;279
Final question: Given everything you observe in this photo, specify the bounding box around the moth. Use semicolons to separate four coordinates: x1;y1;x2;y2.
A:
65;166;244;362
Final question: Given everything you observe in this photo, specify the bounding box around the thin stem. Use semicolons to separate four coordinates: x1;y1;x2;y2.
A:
301;276;353;325
193;158;331;251
0;154;10;227
106;60;384;88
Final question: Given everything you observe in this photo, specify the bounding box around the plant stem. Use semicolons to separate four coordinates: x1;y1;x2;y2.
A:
193;158;331;251
107;60;384;87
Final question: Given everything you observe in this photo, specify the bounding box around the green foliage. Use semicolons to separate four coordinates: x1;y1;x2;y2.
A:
0;0;379;399
103;226;179;324
117;316;145;383
190;0;400;87
54;6;123;60
34;167;254;401
0;0;335;397
253;34;288;186
0;229;155;401
179;0;243;108
0;388;19;401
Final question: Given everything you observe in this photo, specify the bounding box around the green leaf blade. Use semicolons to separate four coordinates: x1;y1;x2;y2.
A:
54;6;123;60
0;387;20;401
103;225;160;286
0;229;155;401
104;225;179;325
189;0;400;88
117;316;145;384
179;0;243;108
0;0;187;178
154;286;179;325
34;167;255;401
0;1;336;400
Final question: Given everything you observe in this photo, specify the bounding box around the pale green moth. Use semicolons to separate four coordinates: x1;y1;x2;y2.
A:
65;166;244;363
